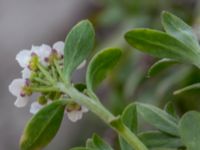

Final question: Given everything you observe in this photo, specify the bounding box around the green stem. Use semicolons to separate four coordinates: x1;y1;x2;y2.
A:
37;64;55;84
54;60;66;83
51;65;57;80
30;86;59;92
32;77;50;85
57;83;148;150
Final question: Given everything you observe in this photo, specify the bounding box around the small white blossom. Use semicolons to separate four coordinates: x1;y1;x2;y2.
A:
16;50;31;68
32;44;52;66
30;101;43;114
67;106;88;122
8;79;29;107
53;41;64;58
30;100;51;114
21;67;31;79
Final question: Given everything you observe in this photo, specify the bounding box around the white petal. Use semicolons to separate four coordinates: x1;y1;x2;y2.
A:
53;41;64;56
31;45;40;53
30;101;43;114
38;44;52;66
9;78;25;96
81;106;88;113
77;60;86;69
16;50;31;68
40;44;52;58
21;68;31;79
67;111;83;122
14;96;29;107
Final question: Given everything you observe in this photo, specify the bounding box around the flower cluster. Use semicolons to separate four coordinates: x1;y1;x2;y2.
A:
9;41;87;122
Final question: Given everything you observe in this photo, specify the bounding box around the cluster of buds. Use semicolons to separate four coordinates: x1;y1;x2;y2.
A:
9;41;87;122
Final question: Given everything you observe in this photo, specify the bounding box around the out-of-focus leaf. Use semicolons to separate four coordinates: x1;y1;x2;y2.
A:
97;5;125;26
86;48;121;94
150;148;179;150
173;83;200;95
155;67;191;99
119;103;137;150
162;11;200;51
86;139;96;149
179;111;200;150
124;67;145;98
147;58;178;77
70;148;91;150
86;134;113;150
64;20;95;80
125;29;200;68
20;100;67;150
74;83;87;92
164;102;179;120
138;131;182;148
136;103;179;136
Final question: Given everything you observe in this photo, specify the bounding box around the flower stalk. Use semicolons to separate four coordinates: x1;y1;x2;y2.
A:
57;83;148;150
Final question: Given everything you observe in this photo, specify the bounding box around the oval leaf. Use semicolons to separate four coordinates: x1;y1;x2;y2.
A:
138;131;182;148
147;58;178;77
162;11;200;52
86;134;113;150
173;83;200;95
86;48;121;93
179;111;200;150
64;20;95;80
20;100;67;150
164;102;179;119
119;103;137;150
125;29;200;68
136;103;179;136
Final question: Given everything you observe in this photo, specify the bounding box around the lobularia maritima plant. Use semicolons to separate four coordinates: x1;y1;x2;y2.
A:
9;11;200;150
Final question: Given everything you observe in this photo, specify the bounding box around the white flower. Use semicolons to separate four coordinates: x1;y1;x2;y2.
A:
53;41;64;58
8;79;29;107
31;44;52;66
16;50;31;68
30;100;51;114
21;67;31;79
30;101;43;114
67;106;88;122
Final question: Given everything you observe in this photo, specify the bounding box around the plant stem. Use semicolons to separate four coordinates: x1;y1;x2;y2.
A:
53;60;66;83
37;64;55;84
57;83;148;150
30;86;59;92
32;77;50;85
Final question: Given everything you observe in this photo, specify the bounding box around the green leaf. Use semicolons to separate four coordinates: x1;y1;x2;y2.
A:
70;148;91;150
125;29;200;68
119;103;137;150
64;20;95;80
86;139;96;149
164;102;178;119
173;83;200;95
147;58;178;77
20;100;67;150
86;134;113;150
74;83;87;92
136;103;179;136
162;11;200;52
93;134;113;150
138;131;182;148
179;111;200;150
150;148;177;150
86;48;121;94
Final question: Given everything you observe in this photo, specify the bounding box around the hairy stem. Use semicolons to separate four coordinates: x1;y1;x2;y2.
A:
57;83;148;150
